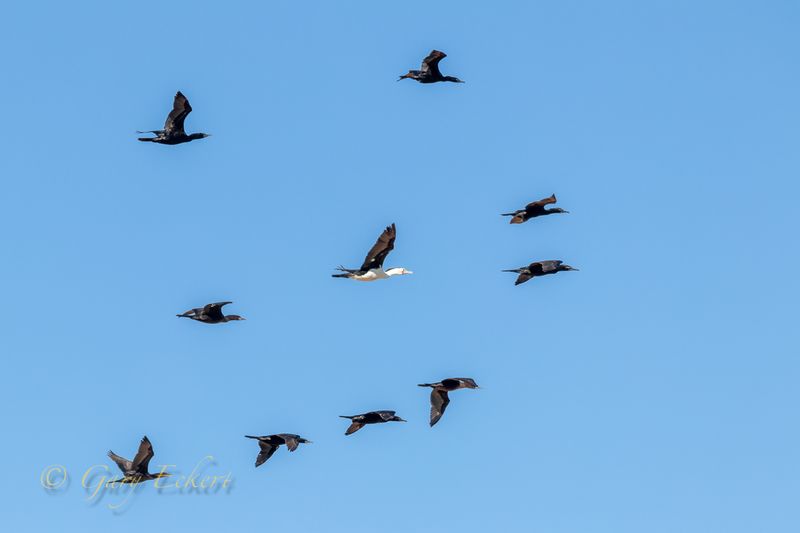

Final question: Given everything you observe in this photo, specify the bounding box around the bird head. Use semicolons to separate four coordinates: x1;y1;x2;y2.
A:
443;76;465;83
561;264;578;271
551;208;569;214
391;416;407;422
226;315;246;321
462;378;480;389
386;267;413;276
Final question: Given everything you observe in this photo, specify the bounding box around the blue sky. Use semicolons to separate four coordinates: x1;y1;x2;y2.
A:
1;0;799;531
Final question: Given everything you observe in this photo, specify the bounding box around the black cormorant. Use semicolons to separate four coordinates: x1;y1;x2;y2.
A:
501;194;569;224
339;410;406;435
108;436;171;483
244;434;311;467
398;50;464;84
418;378;479;427
503;260;578;285
177;301;245;323
137;91;210;145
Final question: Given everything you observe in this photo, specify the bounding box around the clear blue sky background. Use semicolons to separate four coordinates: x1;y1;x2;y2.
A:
1;1;798;531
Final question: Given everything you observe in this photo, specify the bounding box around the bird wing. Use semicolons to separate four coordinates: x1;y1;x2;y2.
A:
510;212;527;224
131;436;154;473
360;224;396;271
280;435;300;452
177;307;201;317
526;194;557;210
515;272;533;285
429;390;450;427
255;441;279;467
202;301;231;321
421;50;446;77
164;91;192;135
345;421;364;435
537;260;563;273
107;451;132;473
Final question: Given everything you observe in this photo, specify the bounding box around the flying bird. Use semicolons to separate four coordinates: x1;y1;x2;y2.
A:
332;223;413;281
137;91;210;145
502;194;569;224
339;411;406;435
177;301;245;323
108;436;171;483
244;434;311;467
418;378;479;427
398;50;464;84
503;260;578;285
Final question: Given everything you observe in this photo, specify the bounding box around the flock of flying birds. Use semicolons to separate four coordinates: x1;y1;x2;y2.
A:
107;50;577;481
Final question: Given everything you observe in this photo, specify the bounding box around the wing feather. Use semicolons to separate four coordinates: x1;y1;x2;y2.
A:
360;224;396;271
108;451;132;473
430;390;450;426
345;422;364;435
202;301;231;321
526;194;557;210
164;91;192;135
421;50;446;77
255;441;279;467
131;436;154;474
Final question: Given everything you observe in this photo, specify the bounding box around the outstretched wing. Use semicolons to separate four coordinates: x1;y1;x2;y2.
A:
255;441;278;467
421;50;446;77
177;306;204;318
108;451;132;473
526;194;557;210
515;272;533;285
429;390;450;427
202;301;231;321
536;260;563;273
131;436;154;474
360;224;396;271
280;435;300;452
345;421;364;435
164;91;192;135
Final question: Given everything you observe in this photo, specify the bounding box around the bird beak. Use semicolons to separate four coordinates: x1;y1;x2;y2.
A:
399;418;407;422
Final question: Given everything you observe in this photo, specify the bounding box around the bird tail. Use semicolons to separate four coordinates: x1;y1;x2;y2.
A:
417;383;434;388
244;435;259;439
332;266;354;278
339;415;355;419
500;212;516;217
137;137;156;142
502;269;521;273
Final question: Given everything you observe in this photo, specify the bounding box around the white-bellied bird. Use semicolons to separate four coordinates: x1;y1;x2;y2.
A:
332;223;413;281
